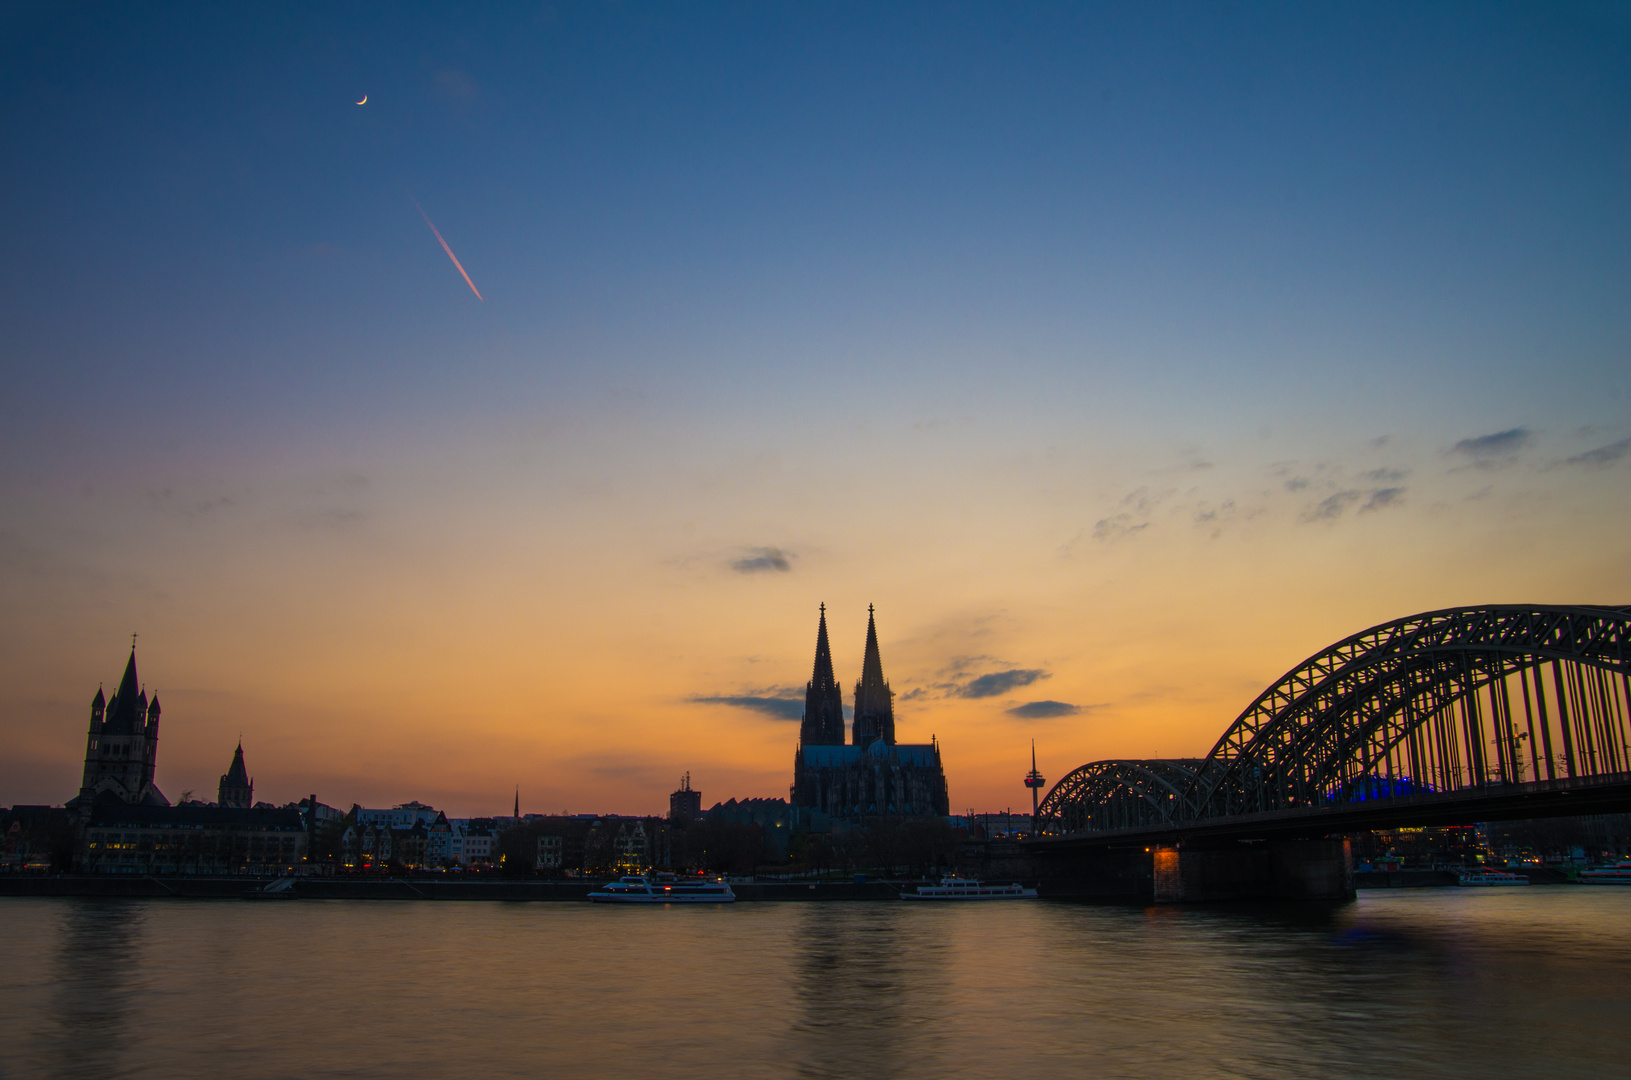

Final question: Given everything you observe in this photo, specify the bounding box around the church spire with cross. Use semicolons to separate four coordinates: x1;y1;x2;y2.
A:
799;603;845;746
219;741;253;807
851;604;895;750
71;640;169;813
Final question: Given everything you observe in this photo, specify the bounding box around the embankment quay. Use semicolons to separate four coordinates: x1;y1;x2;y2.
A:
0;876;909;901
0;867;1586;901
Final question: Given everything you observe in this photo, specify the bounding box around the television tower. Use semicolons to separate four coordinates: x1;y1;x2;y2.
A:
1023;740;1046;835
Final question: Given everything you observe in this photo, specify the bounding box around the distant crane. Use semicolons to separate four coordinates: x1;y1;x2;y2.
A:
1023;740;1046;836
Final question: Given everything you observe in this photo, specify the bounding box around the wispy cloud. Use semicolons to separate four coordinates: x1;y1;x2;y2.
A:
1302;484;1406;522
1089;486;1175;543
1360;487;1405;512
586;761;670;783
1302;490;1361;522
1007;700;1081;719
1557;436;1631;470
1193;500;1234;525
287;473;372;532
730;547;793;573
1120;487;1171;514
1451;427;1530;459
1092;514;1148;542
688;691;803;720
145;488;238;521
959;669;1048;699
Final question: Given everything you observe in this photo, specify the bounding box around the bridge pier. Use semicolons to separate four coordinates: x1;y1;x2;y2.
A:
1151;838;1354;903
960;837;1355;902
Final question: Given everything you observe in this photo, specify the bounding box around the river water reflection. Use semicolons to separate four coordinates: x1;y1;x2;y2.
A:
2;889;1627;1079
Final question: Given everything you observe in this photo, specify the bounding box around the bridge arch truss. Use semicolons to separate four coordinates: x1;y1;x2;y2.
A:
1037;605;1631;836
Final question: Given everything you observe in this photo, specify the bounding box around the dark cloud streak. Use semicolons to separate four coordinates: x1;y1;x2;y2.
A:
1452;428;1530;458
688;693;803;720
730;547;792;573
1559;437;1631;469
1302;490;1360;522
1360;487;1405;512
960;669;1047;698
1008;700;1081;719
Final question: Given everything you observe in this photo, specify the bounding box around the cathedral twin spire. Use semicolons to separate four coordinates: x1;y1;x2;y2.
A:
799;604;846;746
799;604;895;750
851;605;895;750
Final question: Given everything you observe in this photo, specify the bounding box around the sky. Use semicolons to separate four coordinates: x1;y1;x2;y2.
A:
2;2;1628;816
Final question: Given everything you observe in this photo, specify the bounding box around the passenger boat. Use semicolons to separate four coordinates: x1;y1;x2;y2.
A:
241;876;298;899
1456;871;1529;886
1578;863;1631;885
587;873;735;903
902;877;1038;900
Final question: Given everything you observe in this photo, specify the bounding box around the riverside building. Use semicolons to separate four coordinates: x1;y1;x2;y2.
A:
64;645;316;874
80;802;307;875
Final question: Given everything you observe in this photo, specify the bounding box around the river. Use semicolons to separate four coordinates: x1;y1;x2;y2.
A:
1;888;1627;1079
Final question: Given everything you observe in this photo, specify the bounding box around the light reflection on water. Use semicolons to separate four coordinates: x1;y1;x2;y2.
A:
1;890;1628;1079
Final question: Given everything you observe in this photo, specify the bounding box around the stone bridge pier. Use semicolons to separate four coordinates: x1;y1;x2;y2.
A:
1149;838;1354;903
959;836;1355;903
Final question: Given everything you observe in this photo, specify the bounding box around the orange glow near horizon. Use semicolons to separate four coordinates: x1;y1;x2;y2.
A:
4;428;1625;817
4;2;1628;832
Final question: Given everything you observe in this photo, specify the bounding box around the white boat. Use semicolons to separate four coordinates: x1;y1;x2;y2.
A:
587;873;735;903
241;876;298;899
903;877;1038;900
1579;863;1631;885
1457;871;1529;886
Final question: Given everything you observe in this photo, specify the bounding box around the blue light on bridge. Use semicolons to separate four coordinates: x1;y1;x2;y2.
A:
1339;777;1433;803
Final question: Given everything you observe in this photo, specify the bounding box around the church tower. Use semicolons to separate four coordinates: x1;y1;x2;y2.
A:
851;605;896;750
73;645;167;810
218;742;253;808
799;604;846;746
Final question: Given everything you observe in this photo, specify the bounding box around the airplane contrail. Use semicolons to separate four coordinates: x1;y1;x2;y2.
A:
411;197;483;301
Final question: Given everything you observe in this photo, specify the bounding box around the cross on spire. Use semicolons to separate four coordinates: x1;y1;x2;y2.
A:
852;604;894;749
800;604;845;746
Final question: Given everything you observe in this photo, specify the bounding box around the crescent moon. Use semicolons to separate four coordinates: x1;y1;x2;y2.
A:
356;95;367;105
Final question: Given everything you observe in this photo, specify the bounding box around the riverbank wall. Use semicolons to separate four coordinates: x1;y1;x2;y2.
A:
2;868;1579;902
0;875;906;901
1354;867;1572;888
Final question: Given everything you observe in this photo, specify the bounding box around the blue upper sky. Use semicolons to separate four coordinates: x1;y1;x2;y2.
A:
5;2;1626;462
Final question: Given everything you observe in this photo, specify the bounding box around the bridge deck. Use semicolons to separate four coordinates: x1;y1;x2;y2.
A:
1028;771;1631;850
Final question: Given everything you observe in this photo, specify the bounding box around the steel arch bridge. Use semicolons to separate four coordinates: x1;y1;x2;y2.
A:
1036;605;1631;841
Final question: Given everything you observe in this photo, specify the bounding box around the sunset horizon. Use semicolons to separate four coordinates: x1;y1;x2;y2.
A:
4;3;1627;820
5;7;1630;1077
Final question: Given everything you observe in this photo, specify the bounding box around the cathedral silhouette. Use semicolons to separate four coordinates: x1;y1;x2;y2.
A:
790;605;950;819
